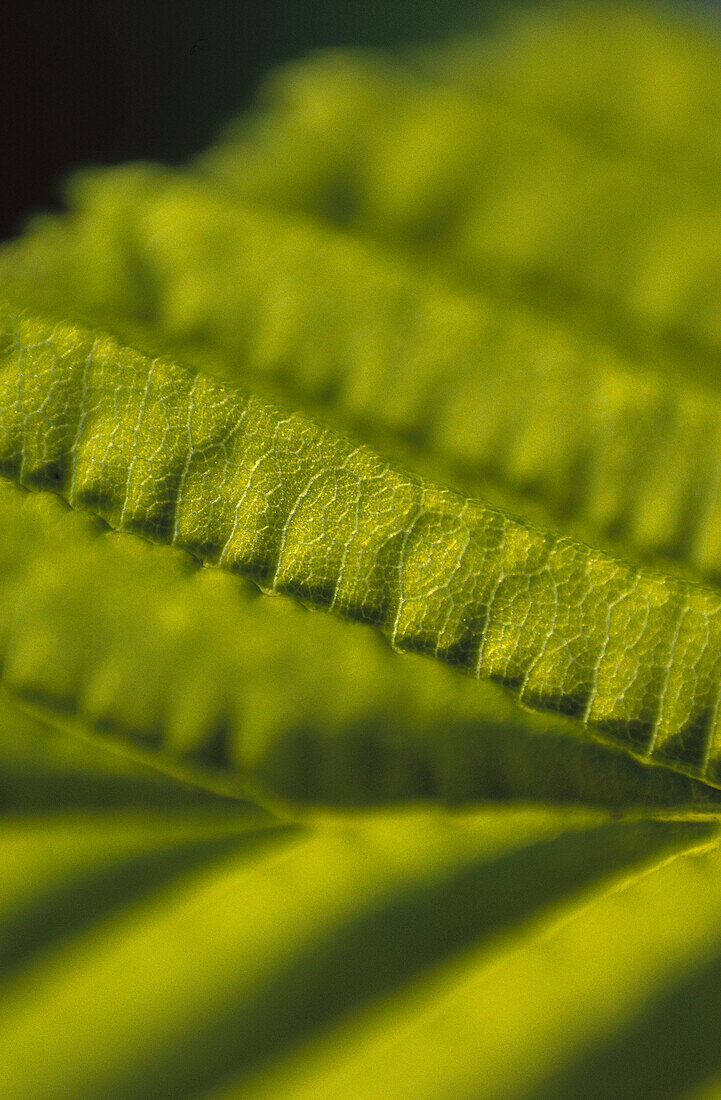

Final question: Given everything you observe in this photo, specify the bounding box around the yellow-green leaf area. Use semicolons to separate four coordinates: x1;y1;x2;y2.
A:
5;3;721;1097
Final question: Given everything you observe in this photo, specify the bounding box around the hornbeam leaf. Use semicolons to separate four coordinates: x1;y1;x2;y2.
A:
5;165;721;582
6;5;721;1096
201;30;721;363
229;822;721;1100
0;760;714;1100
3;305;721;786
429;0;721;174
3;479;719;809
0;689;249;813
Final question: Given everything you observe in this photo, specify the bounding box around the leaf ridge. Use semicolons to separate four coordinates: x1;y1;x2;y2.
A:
201;42;721;374
7;167;721;583
4;306;721;785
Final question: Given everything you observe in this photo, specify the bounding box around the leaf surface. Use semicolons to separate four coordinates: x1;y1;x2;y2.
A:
6;164;721;584
4;2;721;1096
5;306;721;785
0;696;717;1100
3;479;719;808
201;24;721;366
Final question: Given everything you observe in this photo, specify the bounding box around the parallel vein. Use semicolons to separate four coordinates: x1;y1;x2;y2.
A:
3;306;721;784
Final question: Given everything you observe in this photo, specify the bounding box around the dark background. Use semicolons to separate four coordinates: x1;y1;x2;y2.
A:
0;0;486;241
1;0;720;241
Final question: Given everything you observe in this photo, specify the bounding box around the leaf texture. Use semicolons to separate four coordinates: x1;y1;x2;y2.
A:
201;31;721;367
3;479;719;809
4;2;721;1096
5;165;721;585
430;0;721;174
0;703;717;1100
5;306;721;784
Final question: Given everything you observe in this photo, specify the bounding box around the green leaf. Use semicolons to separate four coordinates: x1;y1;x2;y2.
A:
4;304;721;786
0;688;246;813
5;2;721;1096
201;19;721;365
0;700;716;1099
2;478;718;808
428;0;721;173
6;164;721;585
229;821;721;1100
